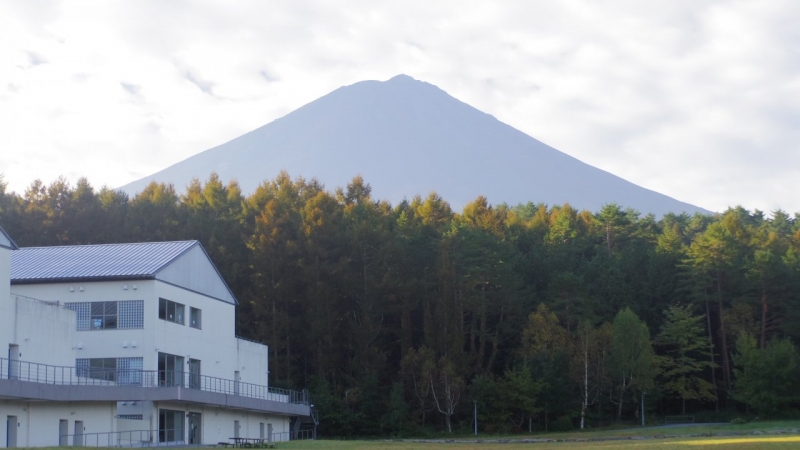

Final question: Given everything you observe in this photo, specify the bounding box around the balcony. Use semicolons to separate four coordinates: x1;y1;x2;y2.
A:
0;357;310;416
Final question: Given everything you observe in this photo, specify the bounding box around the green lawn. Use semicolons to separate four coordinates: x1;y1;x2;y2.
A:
278;436;800;449
25;422;800;450
275;420;800;449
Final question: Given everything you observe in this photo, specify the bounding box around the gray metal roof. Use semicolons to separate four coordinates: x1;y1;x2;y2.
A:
10;241;238;305
0;225;17;250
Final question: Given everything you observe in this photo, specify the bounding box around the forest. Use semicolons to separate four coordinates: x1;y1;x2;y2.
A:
1;172;799;436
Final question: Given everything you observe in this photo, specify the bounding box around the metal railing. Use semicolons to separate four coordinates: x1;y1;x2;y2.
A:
0;357;309;405
58;429;186;447
11;293;70;309
270;429;315;442
58;429;315;447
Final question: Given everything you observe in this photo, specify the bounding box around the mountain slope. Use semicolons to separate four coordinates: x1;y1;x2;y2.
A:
119;74;711;216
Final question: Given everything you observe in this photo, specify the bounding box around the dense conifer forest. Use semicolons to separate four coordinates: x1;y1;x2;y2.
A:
2;173;799;436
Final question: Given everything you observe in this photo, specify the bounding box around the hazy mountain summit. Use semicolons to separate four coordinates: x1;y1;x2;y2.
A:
120;74;710;216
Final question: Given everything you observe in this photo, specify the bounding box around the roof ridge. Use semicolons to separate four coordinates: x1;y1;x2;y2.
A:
18;240;199;250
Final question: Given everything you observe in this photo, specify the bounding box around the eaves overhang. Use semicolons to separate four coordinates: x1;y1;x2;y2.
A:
10;274;156;285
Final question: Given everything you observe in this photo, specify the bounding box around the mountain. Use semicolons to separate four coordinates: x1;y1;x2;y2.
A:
119;74;711;216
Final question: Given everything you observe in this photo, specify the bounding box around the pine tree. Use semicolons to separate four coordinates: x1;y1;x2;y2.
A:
656;304;717;414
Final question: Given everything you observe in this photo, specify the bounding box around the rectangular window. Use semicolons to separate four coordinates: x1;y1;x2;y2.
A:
117;357;144;385
76;357;143;384
158;352;185;387
66;301;143;331
159;298;185;325
159;409;185;443
119;301;145;328
190;307;202;329
117;415;144;420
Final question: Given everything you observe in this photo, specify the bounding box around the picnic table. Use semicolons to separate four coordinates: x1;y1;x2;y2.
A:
227;437;274;448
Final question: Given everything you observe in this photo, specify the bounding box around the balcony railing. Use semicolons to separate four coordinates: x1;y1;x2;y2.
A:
0;357;309;405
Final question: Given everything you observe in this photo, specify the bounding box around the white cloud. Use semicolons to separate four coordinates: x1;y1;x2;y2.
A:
0;0;798;213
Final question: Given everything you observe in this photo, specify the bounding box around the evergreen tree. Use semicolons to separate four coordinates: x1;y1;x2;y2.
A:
656;305;716;414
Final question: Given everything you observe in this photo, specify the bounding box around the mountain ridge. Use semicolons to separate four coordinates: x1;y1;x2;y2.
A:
119;74;712;216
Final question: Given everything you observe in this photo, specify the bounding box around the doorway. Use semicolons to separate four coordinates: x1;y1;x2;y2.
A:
6;416;17;448
188;413;201;445
234;371;240;396
157;352;184;387
267;424;273;442
73;421;84;447
188;359;201;389
8;344;19;380
59;420;68;446
158;409;185;443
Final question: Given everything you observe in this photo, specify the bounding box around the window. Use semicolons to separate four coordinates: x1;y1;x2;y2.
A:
190;307;202;329
158;352;185;387
76;357;143;384
92;301;117;329
159;409;185;443
66;301;143;331
159;298;185;325
119;301;145;328
117;415;143;420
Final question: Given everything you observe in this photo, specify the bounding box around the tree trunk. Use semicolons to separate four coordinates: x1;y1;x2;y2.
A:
760;289;768;349
544;402;548;432
716;277;731;397
445;413;452;433
704;293;719;412
682;396;686;415
581;345;588;430
617;377;626;421
581;403;587;430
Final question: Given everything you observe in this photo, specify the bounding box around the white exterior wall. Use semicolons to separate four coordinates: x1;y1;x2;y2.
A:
0;247;12;354
11;280;269;385
0;400;116;448
12;280;155;368
7;296;77;366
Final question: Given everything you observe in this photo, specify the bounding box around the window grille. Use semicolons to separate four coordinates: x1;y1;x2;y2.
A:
65;301;143;331
117;357;144;385
117;415;143;420
76;358;90;378
119;301;144;329
76;357;143;384
66;302;91;331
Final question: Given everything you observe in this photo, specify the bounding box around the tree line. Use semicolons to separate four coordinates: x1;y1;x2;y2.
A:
1;173;799;435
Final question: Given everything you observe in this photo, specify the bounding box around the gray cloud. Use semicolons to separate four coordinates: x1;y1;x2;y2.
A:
184;71;215;96
120;82;142;97
25;50;47;66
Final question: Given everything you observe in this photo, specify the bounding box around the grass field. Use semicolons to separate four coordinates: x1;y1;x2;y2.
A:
25;421;800;450
276;420;800;449
278;435;800;449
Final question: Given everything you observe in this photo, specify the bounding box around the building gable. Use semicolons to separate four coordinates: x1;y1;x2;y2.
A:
0;225;17;250
155;244;237;304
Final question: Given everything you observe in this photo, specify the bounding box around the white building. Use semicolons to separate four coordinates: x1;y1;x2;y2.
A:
0;227;315;447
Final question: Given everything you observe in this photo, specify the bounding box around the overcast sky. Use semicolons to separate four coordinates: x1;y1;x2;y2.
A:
1;1;798;214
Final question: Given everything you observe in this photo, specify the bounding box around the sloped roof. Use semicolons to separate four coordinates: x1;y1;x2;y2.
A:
10;241;237;304
0;225;17;250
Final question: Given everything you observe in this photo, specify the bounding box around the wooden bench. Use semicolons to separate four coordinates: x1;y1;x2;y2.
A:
664;415;694;424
